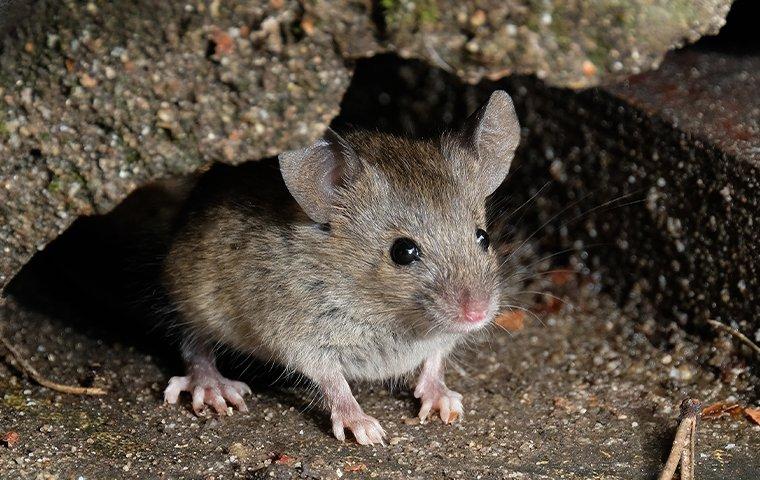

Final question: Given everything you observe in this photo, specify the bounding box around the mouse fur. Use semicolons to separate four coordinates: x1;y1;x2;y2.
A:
162;90;521;444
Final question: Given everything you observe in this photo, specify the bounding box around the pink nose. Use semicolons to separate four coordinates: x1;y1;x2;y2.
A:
463;308;488;323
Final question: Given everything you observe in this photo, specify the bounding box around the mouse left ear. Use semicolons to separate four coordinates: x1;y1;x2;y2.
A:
444;90;521;197
279;129;361;224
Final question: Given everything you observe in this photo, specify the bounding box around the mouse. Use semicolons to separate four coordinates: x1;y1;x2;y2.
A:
161;90;521;445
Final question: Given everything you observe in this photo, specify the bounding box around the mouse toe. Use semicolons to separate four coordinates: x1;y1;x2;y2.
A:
163;372;252;415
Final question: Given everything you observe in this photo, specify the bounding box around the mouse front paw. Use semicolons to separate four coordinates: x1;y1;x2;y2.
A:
414;381;464;424
332;411;386;445
164;371;252;415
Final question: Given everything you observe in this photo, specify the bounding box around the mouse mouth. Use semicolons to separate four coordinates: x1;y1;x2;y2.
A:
447;308;496;333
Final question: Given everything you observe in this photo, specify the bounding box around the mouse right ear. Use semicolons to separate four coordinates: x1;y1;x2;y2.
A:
278;129;361;224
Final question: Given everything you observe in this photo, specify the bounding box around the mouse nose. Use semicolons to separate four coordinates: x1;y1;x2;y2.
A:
459;290;491;324
463;308;488;323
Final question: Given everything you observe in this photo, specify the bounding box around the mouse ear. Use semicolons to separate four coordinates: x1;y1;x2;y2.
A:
279;129;361;224
445;90;521;197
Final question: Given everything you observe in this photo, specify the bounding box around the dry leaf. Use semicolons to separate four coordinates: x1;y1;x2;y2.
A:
549;270;574;286
745;408;760;426
495;311;525;331
273;453;293;465
701;402;743;419
539;296;563;314
2;431;19;449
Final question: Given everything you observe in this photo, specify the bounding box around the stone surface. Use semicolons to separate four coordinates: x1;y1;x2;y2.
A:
0;1;737;292
313;0;732;87
0;0;351;289
1;256;758;479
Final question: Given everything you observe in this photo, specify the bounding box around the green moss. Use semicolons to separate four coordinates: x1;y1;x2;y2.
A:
381;0;439;31
2;392;28;410
0;111;7;139
47;177;63;193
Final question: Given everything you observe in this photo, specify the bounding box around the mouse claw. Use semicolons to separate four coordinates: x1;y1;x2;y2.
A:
331;412;386;446
164;372;252;415
415;382;464;424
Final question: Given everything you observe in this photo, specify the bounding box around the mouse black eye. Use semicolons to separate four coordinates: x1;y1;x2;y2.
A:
390;237;421;265
476;229;490;251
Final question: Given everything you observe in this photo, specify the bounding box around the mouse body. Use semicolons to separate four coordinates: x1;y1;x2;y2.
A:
162;91;521;445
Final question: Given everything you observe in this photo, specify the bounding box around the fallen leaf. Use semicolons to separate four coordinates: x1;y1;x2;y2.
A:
549;270;574;286
543;296;563;313
273;453;293;465
2;431;19;449
701;402;743;420
745;408;760;426
495;310;525;331
344;463;367;473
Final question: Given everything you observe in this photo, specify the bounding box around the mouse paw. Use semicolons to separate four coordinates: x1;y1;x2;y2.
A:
164;372;252;415
414;381;463;424
332;411;386;445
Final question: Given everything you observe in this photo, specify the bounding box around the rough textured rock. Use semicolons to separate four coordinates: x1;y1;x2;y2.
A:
0;0;351;288
312;0;732;87
0;0;738;293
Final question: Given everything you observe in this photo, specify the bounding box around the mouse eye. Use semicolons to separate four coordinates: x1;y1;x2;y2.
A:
476;228;490;251
390;237;421;265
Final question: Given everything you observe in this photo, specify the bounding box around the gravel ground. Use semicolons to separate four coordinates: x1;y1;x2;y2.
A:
1;269;758;479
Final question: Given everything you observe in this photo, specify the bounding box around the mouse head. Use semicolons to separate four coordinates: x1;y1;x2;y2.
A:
280;91;520;335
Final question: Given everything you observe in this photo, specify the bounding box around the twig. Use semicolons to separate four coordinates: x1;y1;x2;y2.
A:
658;398;701;480
0;333;107;396
707;319;760;359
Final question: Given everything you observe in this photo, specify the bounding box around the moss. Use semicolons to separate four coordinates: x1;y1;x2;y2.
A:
1;392;28;410
381;0;439;31
47;177;63;193
0;111;7;139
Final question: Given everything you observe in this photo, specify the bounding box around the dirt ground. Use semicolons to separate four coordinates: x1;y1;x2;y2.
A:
1;272;758;479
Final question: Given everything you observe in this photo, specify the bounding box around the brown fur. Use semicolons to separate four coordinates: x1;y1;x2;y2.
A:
163;91;519;387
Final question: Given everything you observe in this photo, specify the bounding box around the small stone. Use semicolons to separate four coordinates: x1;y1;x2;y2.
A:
582;60;597;77
470;10;487;28
79;73;97;88
301;17;315;36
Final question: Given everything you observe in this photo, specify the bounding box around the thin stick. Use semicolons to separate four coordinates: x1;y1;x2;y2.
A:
707;319;760;358
658;398;700;480
0;334;107;396
680;409;696;480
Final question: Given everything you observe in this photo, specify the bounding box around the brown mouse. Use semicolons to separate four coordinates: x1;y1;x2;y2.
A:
162;90;521;445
